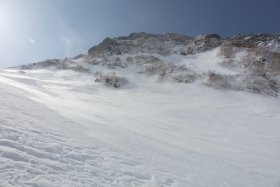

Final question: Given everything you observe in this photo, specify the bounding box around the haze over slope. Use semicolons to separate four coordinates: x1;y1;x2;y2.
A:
0;33;280;187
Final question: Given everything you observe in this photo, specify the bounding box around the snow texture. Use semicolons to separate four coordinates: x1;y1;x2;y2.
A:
0;66;280;187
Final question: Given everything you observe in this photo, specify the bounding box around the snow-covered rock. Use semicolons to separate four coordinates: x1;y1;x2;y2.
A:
17;32;280;96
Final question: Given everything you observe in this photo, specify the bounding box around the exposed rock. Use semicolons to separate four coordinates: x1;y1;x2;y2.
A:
126;56;134;64
133;55;161;65
204;72;279;97
72;54;87;60
139;63;167;76
218;34;280;97
223;33;280;51
243;75;279;97
172;74;196;83
20;59;61;69
88;37;122;57
88;33;199;57
205;34;221;39
205;72;236;90
94;73;128;88
196;34;221;40
106;57;127;69
67;65;90;73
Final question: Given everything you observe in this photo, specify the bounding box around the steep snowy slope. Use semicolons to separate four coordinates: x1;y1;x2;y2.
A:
1;33;280;186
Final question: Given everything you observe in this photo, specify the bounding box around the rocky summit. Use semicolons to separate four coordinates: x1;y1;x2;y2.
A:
18;32;280;96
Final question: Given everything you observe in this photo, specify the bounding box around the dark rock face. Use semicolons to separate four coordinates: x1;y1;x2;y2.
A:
88;33;198;57
205;34;221;39
87;33;226;57
94;73;128;88
227;33;280;50
187;36;223;54
88;37;122;56
172;74;196;83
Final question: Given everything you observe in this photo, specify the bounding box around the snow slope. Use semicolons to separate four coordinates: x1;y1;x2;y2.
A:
0;49;280;186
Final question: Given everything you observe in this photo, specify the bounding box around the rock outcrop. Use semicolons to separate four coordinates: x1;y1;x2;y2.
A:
16;32;280;96
88;32;223;57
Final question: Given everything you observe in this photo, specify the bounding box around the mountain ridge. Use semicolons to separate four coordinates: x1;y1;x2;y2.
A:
15;32;280;97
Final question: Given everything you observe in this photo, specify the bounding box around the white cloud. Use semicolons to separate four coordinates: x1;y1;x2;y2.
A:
29;38;36;44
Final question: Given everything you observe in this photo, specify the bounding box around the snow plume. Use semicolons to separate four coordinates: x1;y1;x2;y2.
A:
58;19;84;57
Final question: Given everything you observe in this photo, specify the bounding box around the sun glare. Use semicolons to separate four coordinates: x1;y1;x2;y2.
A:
0;6;10;36
0;2;20;39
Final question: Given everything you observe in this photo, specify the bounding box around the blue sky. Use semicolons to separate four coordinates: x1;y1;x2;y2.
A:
0;0;279;67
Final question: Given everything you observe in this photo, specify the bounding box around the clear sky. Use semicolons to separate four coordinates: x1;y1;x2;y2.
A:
0;0;279;68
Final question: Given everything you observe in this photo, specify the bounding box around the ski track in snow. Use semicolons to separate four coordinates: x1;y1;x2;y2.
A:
0;50;280;187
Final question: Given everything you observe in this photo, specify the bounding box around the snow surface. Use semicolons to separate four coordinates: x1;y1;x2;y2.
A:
0;51;280;186
159;48;238;75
